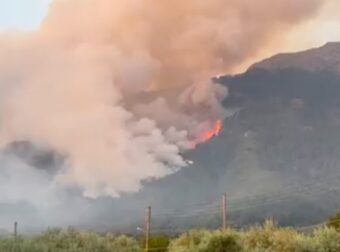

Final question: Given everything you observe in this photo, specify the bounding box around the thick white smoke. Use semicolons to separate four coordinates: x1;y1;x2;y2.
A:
0;0;328;201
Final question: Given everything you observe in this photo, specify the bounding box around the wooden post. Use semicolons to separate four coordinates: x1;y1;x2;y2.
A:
14;221;18;238
221;193;227;230
186;231;190;249
145;206;151;252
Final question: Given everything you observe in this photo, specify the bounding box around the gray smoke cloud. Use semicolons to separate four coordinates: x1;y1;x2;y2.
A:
0;0;331;229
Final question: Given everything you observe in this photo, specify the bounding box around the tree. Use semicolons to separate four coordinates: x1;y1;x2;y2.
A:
140;234;170;252
327;211;340;231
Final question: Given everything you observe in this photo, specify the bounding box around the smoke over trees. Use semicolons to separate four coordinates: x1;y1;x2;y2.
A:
0;0;333;230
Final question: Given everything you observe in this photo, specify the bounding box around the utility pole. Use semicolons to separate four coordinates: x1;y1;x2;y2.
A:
221;193;227;230
14;221;18;238
144;206;151;252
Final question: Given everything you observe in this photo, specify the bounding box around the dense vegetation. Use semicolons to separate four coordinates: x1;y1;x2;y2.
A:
1;220;340;252
327;211;340;232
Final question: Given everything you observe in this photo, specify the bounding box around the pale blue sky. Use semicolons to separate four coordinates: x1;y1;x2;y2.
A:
0;0;50;31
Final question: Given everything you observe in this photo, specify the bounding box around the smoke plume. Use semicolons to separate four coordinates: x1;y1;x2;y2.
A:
0;0;328;203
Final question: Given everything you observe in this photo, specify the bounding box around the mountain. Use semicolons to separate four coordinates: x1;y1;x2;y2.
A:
89;41;340;231
134;41;340;229
251;41;340;74
4;42;340;231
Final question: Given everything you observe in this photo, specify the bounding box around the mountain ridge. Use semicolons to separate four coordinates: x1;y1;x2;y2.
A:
3;42;340;231
250;41;340;74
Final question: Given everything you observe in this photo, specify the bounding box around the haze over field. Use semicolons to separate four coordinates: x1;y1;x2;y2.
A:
0;0;339;230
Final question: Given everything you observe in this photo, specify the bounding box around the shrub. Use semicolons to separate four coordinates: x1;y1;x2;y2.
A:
242;220;315;252
106;234;140;252
0;229;140;252
1;222;340;252
197;230;242;252
312;227;340;252
139;234;170;252
327;211;340;231
169;229;242;252
168;230;210;252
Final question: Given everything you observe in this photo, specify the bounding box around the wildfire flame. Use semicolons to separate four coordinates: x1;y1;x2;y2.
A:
199;120;222;142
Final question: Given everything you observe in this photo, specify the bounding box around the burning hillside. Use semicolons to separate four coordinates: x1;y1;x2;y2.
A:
199;120;222;143
0;0;329;210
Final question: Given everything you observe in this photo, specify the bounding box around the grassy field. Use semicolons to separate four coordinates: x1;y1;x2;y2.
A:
0;221;339;251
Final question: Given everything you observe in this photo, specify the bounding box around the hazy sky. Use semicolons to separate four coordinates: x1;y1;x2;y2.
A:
277;0;340;49
0;0;339;71
0;0;51;31
0;0;339;201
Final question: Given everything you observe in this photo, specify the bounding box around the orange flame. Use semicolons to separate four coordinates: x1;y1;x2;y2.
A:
199;120;222;142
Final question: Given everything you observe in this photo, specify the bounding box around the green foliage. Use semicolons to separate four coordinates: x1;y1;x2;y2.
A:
169;221;340;252
241;220;315;252
312;227;340;252
327;211;340;231
140;234;170;252
0;228;140;252
198;230;242;252
168;230;210;252
0;222;340;252
168;229;241;252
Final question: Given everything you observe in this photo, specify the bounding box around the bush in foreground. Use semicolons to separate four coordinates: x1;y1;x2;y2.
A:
139;234;170;252
168;221;340;252
241;220;315;252
327;211;340;231
313;227;340;252
0;228;140;252
0;222;339;252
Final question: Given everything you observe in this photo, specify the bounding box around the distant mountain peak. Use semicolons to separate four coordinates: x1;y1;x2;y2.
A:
324;41;340;48
250;41;340;74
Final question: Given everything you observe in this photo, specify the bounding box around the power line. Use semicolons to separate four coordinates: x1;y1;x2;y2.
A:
131;174;340;237
229;185;340;213
228;173;340;206
150;176;340;220
149;173;340;219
